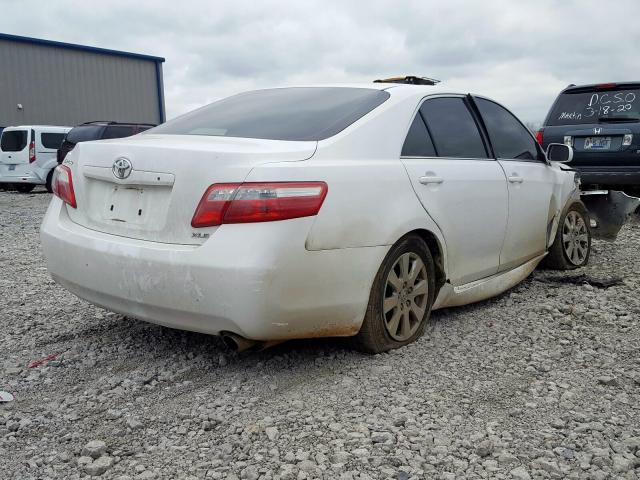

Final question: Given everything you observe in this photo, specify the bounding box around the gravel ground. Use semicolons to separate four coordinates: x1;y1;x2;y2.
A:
1;188;639;480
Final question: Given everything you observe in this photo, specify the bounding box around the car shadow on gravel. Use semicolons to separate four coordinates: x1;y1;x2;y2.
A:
1;189;50;195
60;311;358;366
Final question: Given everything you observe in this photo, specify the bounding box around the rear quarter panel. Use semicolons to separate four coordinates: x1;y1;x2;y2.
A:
245;158;446;252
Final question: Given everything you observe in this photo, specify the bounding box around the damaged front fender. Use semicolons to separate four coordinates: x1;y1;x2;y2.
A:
581;190;640;241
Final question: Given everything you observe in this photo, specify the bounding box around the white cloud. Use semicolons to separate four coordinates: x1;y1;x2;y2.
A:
2;0;639;123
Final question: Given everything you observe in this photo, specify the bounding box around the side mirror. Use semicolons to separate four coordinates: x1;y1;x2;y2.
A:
546;143;573;163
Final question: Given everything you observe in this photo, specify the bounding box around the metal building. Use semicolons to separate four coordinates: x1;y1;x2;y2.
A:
0;33;165;127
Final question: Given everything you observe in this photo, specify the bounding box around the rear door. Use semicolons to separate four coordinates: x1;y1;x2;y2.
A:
401;96;508;285
473;97;557;270
37;130;67;167
0;128;30;165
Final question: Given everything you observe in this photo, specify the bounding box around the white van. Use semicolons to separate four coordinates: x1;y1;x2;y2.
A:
0;125;71;193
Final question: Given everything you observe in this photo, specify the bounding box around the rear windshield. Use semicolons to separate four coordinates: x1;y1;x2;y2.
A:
1;130;28;152
149;87;391;141
66;125;105;144
101;125;135;139
547;87;640;126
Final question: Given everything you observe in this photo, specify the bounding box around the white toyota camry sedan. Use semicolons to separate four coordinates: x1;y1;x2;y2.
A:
41;80;590;353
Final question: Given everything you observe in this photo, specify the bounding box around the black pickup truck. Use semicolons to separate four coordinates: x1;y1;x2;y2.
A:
539;82;640;196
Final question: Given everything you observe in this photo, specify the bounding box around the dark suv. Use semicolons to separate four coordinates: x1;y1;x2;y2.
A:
539;82;640;195
57;121;155;163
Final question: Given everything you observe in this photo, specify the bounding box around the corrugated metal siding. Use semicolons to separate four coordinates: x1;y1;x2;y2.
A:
0;39;162;127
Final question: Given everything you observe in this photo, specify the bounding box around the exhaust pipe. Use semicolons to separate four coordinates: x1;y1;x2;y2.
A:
221;332;258;352
220;332;285;353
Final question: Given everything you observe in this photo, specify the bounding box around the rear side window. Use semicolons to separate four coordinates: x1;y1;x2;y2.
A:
40;133;66;149
547;87;640;125
420;98;487;158
475;98;538;161
66;125;104;144
102;125;136;139
150;87;391;141
401;114;436;157
1;130;28;152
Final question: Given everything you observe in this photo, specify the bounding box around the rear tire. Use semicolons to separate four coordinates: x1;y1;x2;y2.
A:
542;202;591;270
15;184;36;194
352;235;436;353
46;170;54;193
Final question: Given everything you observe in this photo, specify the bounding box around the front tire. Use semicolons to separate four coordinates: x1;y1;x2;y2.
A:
353;235;436;353
15;184;36;194
543;202;591;270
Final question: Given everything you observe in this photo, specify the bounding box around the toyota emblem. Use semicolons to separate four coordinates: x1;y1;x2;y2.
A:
112;157;132;179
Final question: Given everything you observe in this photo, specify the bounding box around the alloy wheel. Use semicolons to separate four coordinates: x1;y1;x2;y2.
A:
382;252;429;341
562;211;589;266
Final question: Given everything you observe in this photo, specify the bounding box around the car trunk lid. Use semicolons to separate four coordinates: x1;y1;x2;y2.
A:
65;134;317;244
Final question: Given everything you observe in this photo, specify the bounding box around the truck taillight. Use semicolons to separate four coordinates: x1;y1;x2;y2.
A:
52;165;76;208
535;129;544;145
191;182;328;228
29;141;36;163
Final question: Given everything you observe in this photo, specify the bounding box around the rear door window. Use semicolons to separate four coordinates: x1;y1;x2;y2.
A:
475;98;539;161
1;130;28;152
420;98;488;158
547;87;640;125
40;133;66;149
401;114;436;157
102;125;136;139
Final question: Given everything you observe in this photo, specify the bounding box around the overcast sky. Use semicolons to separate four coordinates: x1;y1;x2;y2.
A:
2;0;639;124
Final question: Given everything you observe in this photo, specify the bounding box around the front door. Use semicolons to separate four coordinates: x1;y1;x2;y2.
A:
473;97;557;270
401;96;509;285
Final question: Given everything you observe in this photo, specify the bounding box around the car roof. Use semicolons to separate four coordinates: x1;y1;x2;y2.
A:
5;125;70;129
3;125;71;131
562;81;640;93
74;121;156;127
247;83;468;100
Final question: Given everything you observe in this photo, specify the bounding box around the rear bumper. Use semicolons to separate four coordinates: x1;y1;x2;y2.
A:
0;164;46;184
574;166;640;186
40;198;387;340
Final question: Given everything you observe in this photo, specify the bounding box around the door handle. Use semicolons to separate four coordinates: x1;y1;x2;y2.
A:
508;175;523;184
419;175;444;185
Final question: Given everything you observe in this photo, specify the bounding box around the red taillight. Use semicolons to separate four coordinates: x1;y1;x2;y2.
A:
191;183;239;227
52;165;76;208
596;83;617;90
29;141;36;163
191;182;328;228
535;129;544;145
